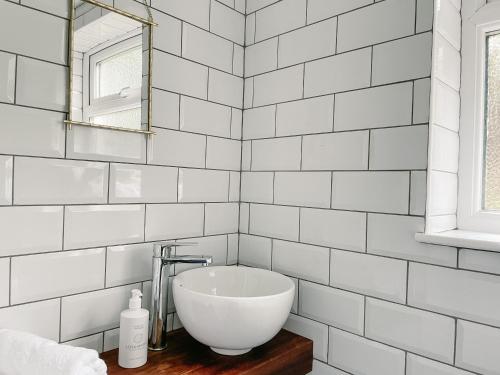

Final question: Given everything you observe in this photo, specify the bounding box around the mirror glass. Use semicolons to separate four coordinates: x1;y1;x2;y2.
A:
70;0;151;132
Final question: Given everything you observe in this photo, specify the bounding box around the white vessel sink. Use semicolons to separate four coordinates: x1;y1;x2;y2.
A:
172;266;295;356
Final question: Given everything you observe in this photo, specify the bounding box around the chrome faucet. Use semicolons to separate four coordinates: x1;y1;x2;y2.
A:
148;242;212;351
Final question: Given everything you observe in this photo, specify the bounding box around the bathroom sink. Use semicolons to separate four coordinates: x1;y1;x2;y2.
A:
172;266;295;356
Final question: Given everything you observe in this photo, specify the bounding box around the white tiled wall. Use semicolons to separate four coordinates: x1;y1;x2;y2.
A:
0;0;243;352
240;1;500;375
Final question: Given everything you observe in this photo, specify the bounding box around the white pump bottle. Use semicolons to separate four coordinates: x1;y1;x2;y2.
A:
118;289;149;368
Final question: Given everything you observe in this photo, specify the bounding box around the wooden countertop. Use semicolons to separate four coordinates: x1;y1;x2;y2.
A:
101;328;313;374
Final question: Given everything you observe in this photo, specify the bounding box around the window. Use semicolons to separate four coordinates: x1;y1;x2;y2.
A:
83;35;142;130
459;2;500;234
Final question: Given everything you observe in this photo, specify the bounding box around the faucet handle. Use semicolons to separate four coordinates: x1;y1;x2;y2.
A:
153;241;198;257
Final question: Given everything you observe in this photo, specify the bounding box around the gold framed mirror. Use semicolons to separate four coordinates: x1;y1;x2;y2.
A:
66;0;156;134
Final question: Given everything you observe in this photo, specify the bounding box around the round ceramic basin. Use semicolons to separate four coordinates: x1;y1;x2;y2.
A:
172;266;295;356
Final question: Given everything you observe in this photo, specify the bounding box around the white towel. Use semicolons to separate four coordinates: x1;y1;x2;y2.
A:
0;329;107;375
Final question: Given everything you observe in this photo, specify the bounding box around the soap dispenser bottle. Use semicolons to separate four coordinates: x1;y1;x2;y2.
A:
118;289;149;368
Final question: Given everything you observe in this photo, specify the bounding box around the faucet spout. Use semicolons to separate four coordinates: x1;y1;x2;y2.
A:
148;242;212;351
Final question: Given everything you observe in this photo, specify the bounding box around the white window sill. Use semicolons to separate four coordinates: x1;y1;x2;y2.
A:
415;230;500;252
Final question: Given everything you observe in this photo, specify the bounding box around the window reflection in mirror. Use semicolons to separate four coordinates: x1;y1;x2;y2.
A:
70;0;152;132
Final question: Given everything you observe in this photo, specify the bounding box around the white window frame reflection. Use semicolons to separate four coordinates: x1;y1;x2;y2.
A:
82;34;142;126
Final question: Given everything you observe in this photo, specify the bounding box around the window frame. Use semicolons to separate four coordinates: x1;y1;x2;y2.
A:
458;1;500;234
82;34;142;126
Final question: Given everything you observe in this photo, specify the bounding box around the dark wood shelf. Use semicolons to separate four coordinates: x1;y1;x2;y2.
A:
101;328;313;374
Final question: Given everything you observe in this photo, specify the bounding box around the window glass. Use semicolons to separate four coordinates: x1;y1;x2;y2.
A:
96;45;142;98
484;33;500;210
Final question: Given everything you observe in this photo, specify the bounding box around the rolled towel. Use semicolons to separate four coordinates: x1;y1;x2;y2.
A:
0;329;107;375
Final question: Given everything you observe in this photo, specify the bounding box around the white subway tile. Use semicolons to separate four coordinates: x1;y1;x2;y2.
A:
407;353;475;375
14;157;108;205
11;248;105;304
233;45;244;77
178;169;229;202
278;18;337;68
366;298;455;363
427;170;457;216
307;0;372;24
431;79;460;132
243;105;276;140
433;34;461;91
205;203;239;235
429;125;459;173
246;0;277;13
368;214;457;266
231;108;242;139
410;171;427;215
109;164;177;204
414;78;431;124
251;137;301;171
300;281;364;334
276;96;334;137
152;89;179;130
206;137;241;170
245;13;256;45
435;0;461;50
372;33;432;85
229;171;240;201
244;77;254;109
153;51;208;99
0;258;9;307
228;233;239;264
180;96;231;138
64;205;145;249
0;299;60;341
302;131;369;170
250;204;299;241
311;360;350;375
21;0;68;18
241;172;274;203
300;208;366;251
175;235;228;272
0;156;13;205
210;1;245;45
331;250;407;303
329;327;405;375
0;1;67;64
416;0;434;33
337;0;415;52
304;48;371;97
238;234;271;269
459;249;500;275
334;83;413;131
151;10;181;56
61;284;139;341
245;38;278;77
369;125;428;170
456;320;500;375
241;141;251;171
0;104;65;158
0;52;15;103
253;65;304;107
235;0;245;12
67;126;146;164
151;0;210;29
182;23;233;73
148;128;206;168
106;243;153;287
273;240;329;284
0;206;63;256
65;333;103;353
332;172;409;214
255;0;307;42
285;314;328;362
409;263;500;327
274;172;331;208
208;69;243;108
145;204;204;241
16;57;67;112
